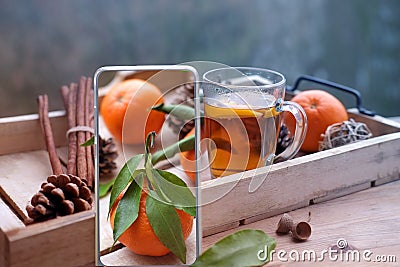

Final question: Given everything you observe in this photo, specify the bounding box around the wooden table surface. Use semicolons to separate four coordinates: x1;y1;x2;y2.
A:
99;178;400;266
202;179;400;266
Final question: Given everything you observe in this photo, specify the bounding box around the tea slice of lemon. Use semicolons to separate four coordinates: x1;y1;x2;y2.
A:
263;108;281;118
205;103;264;118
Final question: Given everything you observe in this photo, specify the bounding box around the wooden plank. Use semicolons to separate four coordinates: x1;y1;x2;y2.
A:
202;180;400;266
7;210;94;267
0;198;25;232
347;109;400;137
0;150;56;221
311;181;372;204
100;220;197;266
56;146;68;167
0;147;70;223
0;199;25;267
200;132;400;236
0;111;68;155
389;116;400;123
242;200;310;226
202;221;240;237
0;230;9;267
375;166;400;186
76;263;96;267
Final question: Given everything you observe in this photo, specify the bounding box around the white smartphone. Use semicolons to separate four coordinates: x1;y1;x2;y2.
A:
94;65;200;266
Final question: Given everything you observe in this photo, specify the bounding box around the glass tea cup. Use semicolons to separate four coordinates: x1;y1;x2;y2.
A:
202;67;307;178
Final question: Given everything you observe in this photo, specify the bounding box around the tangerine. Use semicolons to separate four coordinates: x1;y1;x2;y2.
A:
179;127;208;183
290;90;348;152
100;79;165;144
179;128;196;183
110;190;193;257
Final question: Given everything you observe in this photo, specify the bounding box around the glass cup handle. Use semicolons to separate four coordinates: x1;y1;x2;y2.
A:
274;101;308;163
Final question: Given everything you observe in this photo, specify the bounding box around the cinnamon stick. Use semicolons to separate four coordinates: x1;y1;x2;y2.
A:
76;77;87;181
60;85;69;111
66;84;78;175
85;77;94;188
37;95;63;175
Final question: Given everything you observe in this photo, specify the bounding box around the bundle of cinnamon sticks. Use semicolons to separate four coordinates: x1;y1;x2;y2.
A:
61;77;94;189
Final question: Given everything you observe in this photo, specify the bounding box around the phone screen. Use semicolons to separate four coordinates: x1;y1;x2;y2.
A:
94;65;199;266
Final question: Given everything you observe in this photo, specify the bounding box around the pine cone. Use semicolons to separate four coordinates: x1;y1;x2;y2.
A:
276;124;294;155
167;82;195;139
26;174;93;222
99;137;118;176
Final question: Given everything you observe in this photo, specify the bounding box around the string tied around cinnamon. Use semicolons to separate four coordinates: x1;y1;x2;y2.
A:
66;125;95;138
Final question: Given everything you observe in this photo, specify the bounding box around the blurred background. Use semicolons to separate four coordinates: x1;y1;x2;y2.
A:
0;0;399;117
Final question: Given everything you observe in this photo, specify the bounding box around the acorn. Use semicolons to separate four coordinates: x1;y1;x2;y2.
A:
276;213;312;241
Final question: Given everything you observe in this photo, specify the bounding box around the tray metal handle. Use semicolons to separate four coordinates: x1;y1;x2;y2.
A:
287;75;375;116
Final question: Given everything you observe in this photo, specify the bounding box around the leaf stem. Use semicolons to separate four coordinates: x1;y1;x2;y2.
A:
152;103;198;121
151;134;195;165
145;131;157;157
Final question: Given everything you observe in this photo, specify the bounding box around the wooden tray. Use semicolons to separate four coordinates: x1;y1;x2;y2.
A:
199;110;400;236
0;112;95;267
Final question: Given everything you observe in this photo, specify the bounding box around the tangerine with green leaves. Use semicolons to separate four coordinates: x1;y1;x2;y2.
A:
109;190;193;257
290;90;348;152
100;79;165;144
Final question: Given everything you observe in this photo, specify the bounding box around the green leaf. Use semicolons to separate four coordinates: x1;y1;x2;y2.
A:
151;134;195;165
99;179;115;198
80;136;94;146
146;193;187;263
113;174;144;245
191;229;276;267
109;154;144;213
152;103;196;121
145;158;171;202
156;170;196;217
145;158;196;213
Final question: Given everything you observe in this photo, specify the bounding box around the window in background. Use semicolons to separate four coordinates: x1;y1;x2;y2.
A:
0;0;399;117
